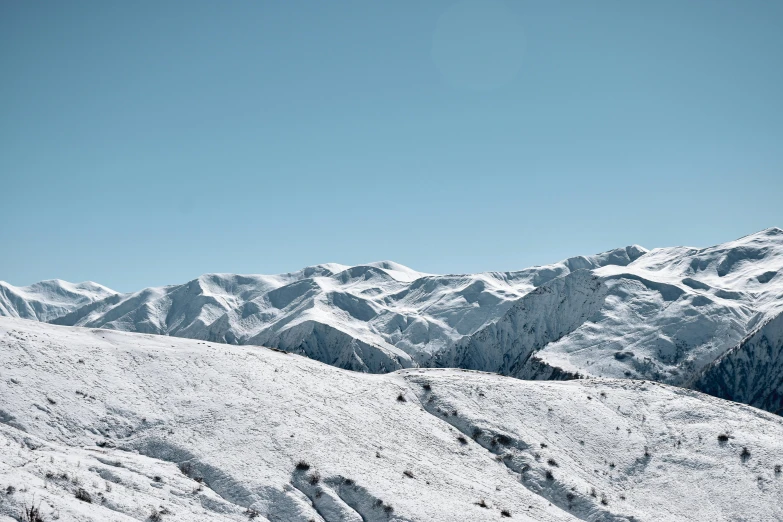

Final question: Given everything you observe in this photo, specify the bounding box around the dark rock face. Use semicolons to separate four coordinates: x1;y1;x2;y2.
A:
694;311;783;416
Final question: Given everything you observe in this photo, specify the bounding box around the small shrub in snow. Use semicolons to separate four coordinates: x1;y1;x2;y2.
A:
245;507;260;519
500;509;511;517
601;495;609;505
153;475;162;483
457;435;468;445
148;508;162;521
75;488;92;503
775;464;781;474
547;458;558;467
308;472;321;485
740;447;751;461
474;499;488;508
343;478;355;486
403;470;414;478
422;383;431;391
396;393;406;402
496;434;511;446
383;504;394;514
717;433;729;442
20;501;44;522
295;461;310;471
540;443;547;448
545;470;554;481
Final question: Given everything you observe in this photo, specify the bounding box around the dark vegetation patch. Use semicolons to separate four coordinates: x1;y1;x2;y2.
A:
740;447;751;461
21;501;45;522
75;488;92;503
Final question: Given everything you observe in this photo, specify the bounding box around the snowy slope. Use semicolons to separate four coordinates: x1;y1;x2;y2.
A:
694;310;783;415
0;279;115;322
1;317;782;521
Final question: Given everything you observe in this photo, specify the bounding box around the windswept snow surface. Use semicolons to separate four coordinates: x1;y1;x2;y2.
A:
0;280;115;322
1;317;782;521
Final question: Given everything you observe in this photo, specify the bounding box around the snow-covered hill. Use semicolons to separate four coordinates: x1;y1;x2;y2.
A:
1;317;781;521
0;280;115;322
3;228;783;414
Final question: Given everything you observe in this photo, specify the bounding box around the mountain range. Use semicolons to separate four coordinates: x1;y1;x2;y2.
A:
2;227;782;414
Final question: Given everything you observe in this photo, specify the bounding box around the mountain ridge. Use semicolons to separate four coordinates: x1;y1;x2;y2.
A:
3;227;782;414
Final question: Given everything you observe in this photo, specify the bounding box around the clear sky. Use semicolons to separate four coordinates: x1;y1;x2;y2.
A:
2;1;782;292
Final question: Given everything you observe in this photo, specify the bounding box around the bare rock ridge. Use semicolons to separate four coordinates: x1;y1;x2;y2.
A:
3;227;783;413
694;309;783;415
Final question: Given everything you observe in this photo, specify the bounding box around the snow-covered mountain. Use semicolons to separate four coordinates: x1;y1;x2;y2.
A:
444;228;783;389
0;279;116;322
2;317;781;522
3;228;783;413
46;248;647;373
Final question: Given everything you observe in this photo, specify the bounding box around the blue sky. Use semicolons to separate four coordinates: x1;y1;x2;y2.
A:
2;1;782;292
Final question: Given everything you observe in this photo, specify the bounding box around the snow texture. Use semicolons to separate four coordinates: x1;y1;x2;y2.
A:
1;317;782;521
